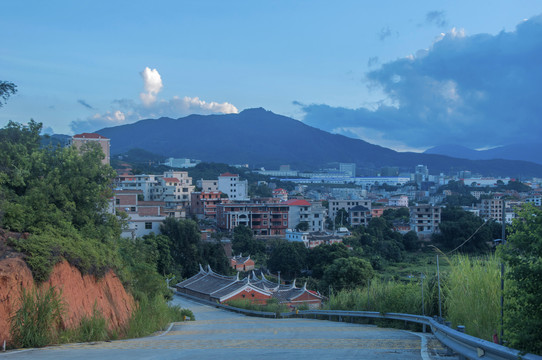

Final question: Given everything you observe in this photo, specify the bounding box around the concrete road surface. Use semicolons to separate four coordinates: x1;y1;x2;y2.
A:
0;294;454;359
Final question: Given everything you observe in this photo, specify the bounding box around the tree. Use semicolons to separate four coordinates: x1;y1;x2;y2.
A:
499;204;542;354
334;208;349;227
322;257;374;291
432;207;498;253
160;217;202;278
402;231;421;251
0;80;17;106
307;243;350;279
232;225;264;257
267;240;307;279
295;221;309;231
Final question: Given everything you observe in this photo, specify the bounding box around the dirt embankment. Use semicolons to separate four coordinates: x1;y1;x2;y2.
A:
0;231;134;346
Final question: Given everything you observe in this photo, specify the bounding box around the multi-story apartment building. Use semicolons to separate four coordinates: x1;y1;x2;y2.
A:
349;205;371;227
116;170;194;217
525;194;541;207
70;133;110;165
216;202;289;235
479;198;504;222
328;199;372;220
218;172;249;200
197;179;219;192
190;191;223;219
389;195;409;207
284;199;325;232
410;204;441;235
113;190;166;239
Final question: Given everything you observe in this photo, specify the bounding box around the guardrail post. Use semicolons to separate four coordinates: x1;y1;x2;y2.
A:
339;315;342;322
456;326;466;360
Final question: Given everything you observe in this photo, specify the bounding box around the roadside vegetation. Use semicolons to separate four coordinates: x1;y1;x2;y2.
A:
0;121;194;348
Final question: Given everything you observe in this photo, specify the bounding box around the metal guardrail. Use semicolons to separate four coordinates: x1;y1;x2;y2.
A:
175;292;542;360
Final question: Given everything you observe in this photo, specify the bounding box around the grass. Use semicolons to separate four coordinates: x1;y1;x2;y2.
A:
444;254;500;341
225;298;289;314
9;286;65;348
125;294;194;339
9;287;194;349
327;253;501;341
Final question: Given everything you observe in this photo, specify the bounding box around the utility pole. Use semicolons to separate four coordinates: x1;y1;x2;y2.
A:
500;199;506;344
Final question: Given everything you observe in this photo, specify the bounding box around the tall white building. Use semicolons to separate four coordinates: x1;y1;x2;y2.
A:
218;172;249;200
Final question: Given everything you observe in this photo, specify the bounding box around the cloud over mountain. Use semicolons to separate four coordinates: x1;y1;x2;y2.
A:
300;15;542;150
70;68;238;133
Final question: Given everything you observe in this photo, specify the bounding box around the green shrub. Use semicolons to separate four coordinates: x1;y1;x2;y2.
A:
10;286;65;348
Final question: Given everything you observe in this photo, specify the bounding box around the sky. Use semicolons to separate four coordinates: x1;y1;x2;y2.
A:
1;1;541;152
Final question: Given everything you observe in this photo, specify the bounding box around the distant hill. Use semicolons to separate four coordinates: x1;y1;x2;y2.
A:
425;143;542;165
96;108;542;178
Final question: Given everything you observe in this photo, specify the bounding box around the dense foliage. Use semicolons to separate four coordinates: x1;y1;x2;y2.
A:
499;204;542;353
432;207;501;253
0;121;194;347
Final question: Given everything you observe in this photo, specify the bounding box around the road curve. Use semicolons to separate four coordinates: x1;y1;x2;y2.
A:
0;294;453;360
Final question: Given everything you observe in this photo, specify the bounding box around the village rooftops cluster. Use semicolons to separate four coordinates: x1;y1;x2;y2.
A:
176;265;324;309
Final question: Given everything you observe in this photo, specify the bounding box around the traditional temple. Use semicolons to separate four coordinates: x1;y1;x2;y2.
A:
176;265;324;309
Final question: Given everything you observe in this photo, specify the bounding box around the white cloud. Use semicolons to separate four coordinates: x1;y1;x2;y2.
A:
70;67;239;133
139;67;163;106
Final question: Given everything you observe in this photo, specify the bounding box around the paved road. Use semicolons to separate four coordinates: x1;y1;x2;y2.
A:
1;295;454;359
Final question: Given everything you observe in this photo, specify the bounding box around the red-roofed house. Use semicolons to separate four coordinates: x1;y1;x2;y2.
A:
230;255;255;272
70;133;110;165
272;188;288;201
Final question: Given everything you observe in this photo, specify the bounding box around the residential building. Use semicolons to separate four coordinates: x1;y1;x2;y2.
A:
284;199;325;232
349;205;371;227
197;179;219;192
190;191;223;219
116;170;194;217
113;190;166;239
272;188;288;201
70;133;110;165
525;194;542;207
230;255;255;272
389;195;409;207
410;204;441;236
328;199;371;221
218;172;249;200
479;198;504;222
216;202;289;235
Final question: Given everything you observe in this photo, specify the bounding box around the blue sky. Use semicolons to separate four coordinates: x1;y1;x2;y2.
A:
1;1;541;152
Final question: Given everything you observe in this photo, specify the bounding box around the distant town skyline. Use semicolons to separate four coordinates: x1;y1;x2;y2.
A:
1;1;541;152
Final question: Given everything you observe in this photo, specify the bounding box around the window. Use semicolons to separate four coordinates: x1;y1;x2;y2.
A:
145;222;152;229
115;199;120;205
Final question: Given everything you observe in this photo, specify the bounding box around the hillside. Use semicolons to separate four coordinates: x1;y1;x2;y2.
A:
425;143;542;165
97;108;542;177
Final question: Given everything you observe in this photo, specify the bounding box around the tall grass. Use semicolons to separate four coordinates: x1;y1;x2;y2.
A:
326;277;429;315
444;254;500;341
125;294;193;339
10;286;65;348
327;254;501;341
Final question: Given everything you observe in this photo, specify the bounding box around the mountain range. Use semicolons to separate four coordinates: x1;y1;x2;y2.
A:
424;144;542;165
96;108;542;178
